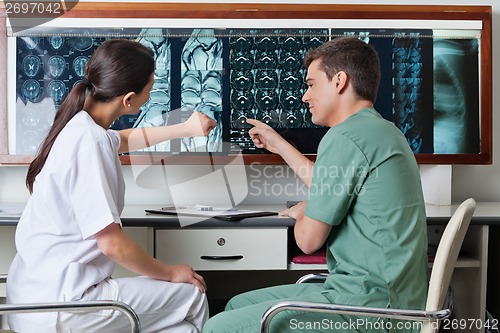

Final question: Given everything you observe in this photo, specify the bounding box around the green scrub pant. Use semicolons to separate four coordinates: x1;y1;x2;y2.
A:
202;283;388;333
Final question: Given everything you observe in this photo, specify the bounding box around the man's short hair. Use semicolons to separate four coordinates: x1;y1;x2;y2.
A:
304;36;381;103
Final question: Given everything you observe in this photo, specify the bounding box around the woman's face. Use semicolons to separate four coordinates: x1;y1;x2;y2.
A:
127;73;155;114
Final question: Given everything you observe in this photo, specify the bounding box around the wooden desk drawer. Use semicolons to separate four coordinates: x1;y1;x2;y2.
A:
155;228;288;271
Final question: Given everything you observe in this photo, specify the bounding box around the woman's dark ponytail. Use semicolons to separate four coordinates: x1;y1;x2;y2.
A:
26;81;88;194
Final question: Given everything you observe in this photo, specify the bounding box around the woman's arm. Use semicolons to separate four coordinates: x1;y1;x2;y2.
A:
96;223;207;293
118;111;216;154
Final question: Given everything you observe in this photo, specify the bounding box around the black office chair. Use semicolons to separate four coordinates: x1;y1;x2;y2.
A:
260;198;476;333
0;274;141;333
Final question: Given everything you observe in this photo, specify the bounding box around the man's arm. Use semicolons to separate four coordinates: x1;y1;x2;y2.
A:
118;111;216;154
247;119;314;188
96;223;207;293
281;201;331;254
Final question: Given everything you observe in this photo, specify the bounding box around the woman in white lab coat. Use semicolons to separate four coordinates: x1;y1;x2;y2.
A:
7;39;215;333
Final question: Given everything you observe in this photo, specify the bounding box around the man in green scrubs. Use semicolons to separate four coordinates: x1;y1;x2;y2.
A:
202;36;428;333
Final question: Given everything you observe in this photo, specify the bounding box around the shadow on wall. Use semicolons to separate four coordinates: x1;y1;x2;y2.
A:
487;225;500;321
0;166;30;203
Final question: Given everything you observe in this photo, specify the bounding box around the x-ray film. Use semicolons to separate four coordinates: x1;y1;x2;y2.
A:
14;27;481;156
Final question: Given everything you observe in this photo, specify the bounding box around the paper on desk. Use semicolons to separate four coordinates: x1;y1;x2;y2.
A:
145;205;278;223
159;205;246;216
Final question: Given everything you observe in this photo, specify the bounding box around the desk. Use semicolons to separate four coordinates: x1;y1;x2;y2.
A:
0;202;496;332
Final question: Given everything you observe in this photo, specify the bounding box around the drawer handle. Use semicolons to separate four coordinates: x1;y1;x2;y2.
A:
200;255;244;261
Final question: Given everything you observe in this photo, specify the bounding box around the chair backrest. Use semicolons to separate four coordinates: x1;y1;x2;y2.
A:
421;198;476;333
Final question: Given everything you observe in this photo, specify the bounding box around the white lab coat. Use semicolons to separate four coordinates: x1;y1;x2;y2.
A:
7;111;208;333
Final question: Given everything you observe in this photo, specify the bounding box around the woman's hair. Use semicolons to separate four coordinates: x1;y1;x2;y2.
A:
26;39;154;193
304;36;381;103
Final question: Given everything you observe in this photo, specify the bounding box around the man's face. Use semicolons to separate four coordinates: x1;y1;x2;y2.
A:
302;59;337;127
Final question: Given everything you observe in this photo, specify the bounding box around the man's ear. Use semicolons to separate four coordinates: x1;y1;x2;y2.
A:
122;92;136;108
335;71;348;92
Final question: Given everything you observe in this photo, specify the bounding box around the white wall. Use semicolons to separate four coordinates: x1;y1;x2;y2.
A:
0;0;498;205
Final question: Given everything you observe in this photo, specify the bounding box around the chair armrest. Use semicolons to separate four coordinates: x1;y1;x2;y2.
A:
295;273;328;284
260;301;451;333
0;301;141;333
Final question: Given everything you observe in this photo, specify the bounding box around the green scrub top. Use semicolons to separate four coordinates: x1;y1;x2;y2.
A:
305;108;428;311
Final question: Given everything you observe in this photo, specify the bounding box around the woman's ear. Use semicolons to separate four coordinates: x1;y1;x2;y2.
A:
122;92;136;108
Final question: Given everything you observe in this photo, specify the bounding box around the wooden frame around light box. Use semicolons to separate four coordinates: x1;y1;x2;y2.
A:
0;3;493;165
